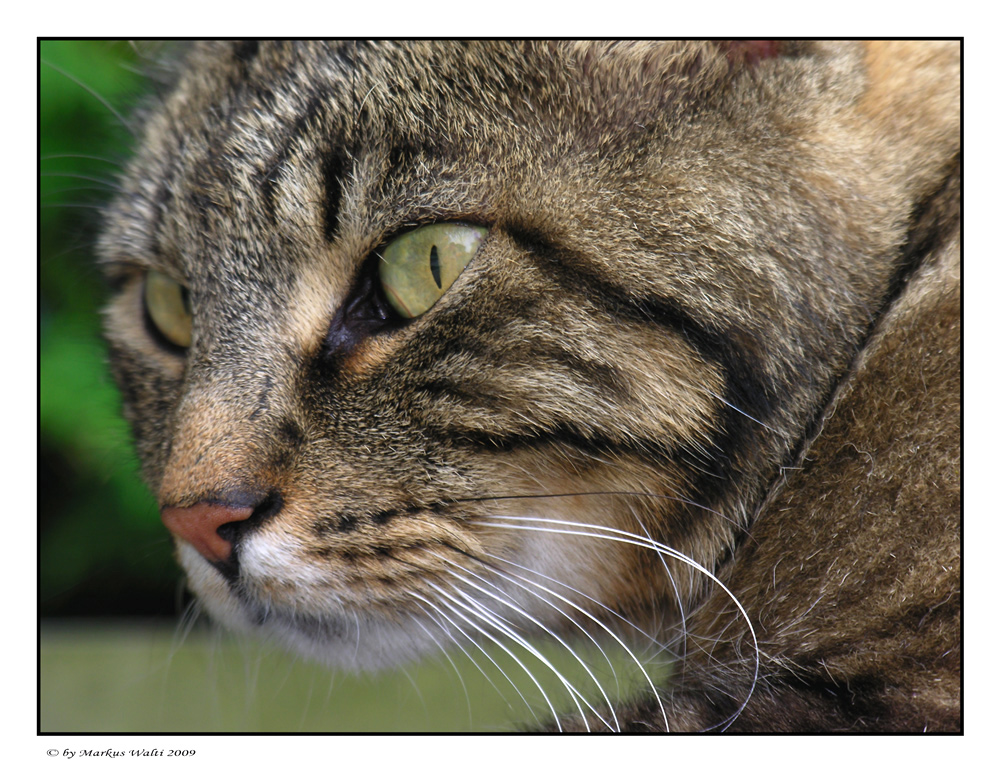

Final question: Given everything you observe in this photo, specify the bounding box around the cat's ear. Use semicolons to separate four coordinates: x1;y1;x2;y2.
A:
556;40;794;122
719;40;796;67
856;42;959;190
562;40;791;77
859;41;958;127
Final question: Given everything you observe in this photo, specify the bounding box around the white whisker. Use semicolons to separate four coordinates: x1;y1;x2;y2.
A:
698;387;777;433
454;490;748;535
41;152;123;166
478;552;669;730
406;611;475;725
416;605;525;717
41;59;137;137
629;512;688;663
427;584;582;731
407;591;548;728
40;171;126;193
481;515;759;730
441;564;620;731
441;584;601;732
448;556;625;695
482;552;665;650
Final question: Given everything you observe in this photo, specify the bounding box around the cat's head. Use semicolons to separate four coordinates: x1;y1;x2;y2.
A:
98;40;959;669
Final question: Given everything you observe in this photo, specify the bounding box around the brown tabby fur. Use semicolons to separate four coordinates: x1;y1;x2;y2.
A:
98;40;960;732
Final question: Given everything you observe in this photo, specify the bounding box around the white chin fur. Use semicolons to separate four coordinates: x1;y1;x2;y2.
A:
176;541;443;671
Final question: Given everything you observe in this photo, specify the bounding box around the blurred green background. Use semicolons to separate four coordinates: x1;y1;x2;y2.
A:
38;40;670;732
40;40;179;620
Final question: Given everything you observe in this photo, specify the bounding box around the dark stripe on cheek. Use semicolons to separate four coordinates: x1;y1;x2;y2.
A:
412;340;633;411
503;226;783;502
509;226;780;430
444;423;682;471
632;294;779;427
603;291;781;487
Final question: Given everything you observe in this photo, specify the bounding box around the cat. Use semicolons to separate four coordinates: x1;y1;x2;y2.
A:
97;40;960;732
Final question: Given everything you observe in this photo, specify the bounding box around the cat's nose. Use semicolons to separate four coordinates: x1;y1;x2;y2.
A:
161;501;255;564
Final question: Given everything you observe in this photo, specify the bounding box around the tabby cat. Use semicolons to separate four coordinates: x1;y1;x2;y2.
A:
98;40;960;731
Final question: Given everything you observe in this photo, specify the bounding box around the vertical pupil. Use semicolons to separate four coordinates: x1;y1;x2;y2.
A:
180;285;192;316
429;244;442;289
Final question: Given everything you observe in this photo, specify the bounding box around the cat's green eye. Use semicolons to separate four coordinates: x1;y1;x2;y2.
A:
378;223;487;318
144;270;193;349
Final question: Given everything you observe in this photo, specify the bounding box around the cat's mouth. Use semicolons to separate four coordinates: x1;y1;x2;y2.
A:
169;500;609;670
173;536;445;668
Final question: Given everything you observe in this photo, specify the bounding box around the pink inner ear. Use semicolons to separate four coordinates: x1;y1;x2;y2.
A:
724;40;783;67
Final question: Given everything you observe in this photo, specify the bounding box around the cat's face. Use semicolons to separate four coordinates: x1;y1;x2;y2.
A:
99;41;923;671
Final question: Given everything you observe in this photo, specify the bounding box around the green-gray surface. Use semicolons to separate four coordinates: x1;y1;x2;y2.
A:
41;621;671;732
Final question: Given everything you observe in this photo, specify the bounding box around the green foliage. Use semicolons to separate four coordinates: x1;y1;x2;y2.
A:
40;41;181;616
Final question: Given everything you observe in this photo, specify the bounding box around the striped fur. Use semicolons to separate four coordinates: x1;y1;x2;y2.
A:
100;41;960;731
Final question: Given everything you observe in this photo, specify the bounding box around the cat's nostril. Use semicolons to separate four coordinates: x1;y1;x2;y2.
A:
216;491;284;545
161;501;255;564
161;490;285;567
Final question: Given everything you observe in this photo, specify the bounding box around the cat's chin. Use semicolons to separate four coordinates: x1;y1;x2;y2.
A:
253;612;444;672
177;541;444;671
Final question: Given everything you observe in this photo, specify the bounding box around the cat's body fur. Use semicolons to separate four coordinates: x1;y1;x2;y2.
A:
98;40;960;731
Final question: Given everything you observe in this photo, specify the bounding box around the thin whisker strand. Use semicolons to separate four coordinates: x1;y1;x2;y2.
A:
441;563;619;731
420;587;568;731
407;592;545;728
40;202;113;212
40;171;127;193
696;386;777;434
41;59;138;137
41;185;121;199
483;552;664;649
478;551;669;729
452;490;750;537
629;510;688;663
482;515;759;730
448;556;625;696
444;584;603;731
406;611;474;725
417;607;511;709
41;152;124;166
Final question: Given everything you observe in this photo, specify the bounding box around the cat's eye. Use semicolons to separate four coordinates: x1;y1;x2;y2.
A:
378;223;487;318
144;270;193;349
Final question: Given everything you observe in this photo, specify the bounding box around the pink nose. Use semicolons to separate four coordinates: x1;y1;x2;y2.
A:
161;501;255;563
